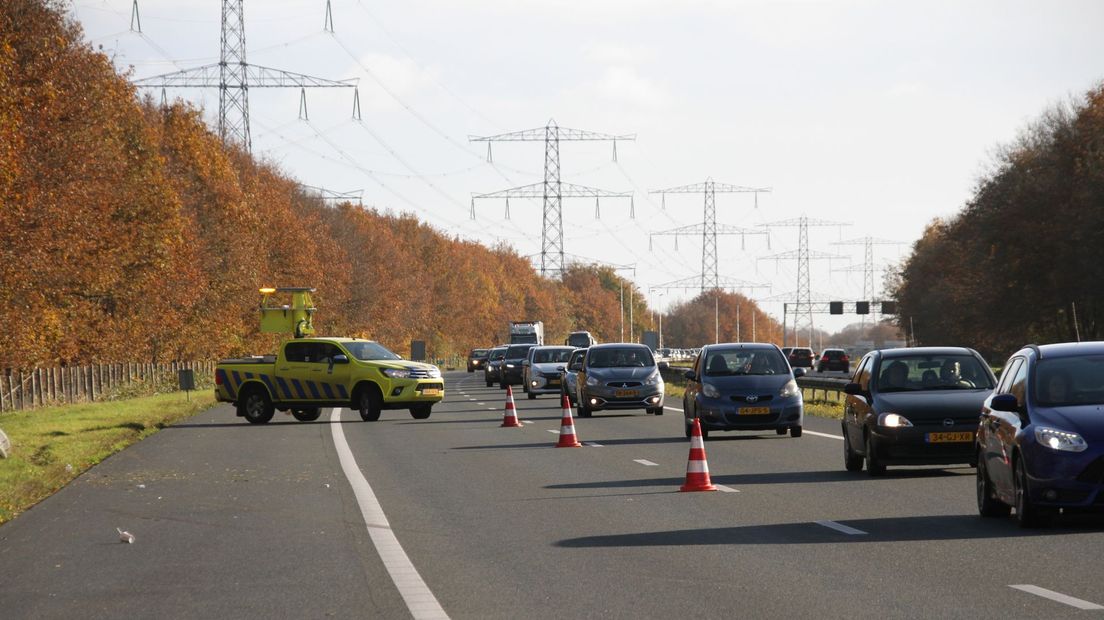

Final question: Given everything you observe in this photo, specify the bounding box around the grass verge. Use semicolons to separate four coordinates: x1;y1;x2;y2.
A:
0;391;216;525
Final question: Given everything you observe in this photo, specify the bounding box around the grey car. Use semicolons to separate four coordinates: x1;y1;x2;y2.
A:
559;348;587;406
577;343;665;417
682;343;806;438
523;346;575;399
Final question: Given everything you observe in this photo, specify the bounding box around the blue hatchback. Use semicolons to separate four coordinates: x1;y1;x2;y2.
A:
977;342;1104;527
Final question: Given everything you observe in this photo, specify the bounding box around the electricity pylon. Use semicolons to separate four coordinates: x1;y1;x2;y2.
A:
649;179;770;291
832;236;902;325
131;0;359;152
469;119;635;277
758;215;849;346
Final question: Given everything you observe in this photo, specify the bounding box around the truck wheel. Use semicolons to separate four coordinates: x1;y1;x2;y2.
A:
240;387;274;424
409;405;432;420
355;385;383;422
292;408;321;422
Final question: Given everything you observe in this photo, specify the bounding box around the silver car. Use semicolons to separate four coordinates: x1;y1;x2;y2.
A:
577;343;665;417
523;346;575;399
559;348;587;406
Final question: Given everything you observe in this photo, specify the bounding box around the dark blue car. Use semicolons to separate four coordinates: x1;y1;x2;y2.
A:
977;342;1104;527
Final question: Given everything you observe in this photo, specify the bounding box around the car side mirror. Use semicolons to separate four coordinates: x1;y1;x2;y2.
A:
570;363;582;371
792;367;806;378
556;366;565;372
522;360;530;366
658;361;670;370
844;382;864;396
684;370;697;381
990;393;1020;413
331;354;349;365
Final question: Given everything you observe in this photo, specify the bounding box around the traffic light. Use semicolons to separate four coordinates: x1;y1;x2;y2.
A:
829;301;844;315
856;301;870;315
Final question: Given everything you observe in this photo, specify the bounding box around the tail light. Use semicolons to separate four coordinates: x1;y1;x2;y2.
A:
841;355;849;362
821;355;828;362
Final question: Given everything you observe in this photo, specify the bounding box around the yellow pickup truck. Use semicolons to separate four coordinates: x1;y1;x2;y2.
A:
215;337;444;423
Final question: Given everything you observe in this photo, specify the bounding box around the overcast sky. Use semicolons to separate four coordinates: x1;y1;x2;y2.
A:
73;0;1104;332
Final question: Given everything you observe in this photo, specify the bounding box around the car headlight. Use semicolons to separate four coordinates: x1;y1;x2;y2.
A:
506;363;515;369
878;412;913;428
779;379;800;399
1035;427;1088;452
382;368;411;379
701;382;721;399
644;371;663;387
586;375;599;386
428;367;441;378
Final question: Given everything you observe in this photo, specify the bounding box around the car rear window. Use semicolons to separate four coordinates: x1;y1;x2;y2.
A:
877;354;993;392
704;348;789;376
587;347;655;368
1034;356;1104;406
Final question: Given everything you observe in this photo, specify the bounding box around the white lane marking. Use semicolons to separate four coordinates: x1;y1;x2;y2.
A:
667;405;684;412
546;429;559;434
487;408;497;411
467;398;477;401
583;441;603;447
804;430;844;441
329;409;449;620
1009;585;1104;610
815;520;868;535
634;459;659;466
477;402;486;406
714;484;739;493
523;421;534;425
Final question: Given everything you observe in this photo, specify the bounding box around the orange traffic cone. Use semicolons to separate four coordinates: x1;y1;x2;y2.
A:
501;385;521;427
680;418;716;492
555;394;582;448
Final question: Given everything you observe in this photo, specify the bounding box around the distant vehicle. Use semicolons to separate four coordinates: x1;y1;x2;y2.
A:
467;348;489;373
977;342;1104;527
817;348;850;373
566;331;597;348
523;346;575;399
484;346;507;387
500;343;537;389
559;348;587;406
781;347;794;359
788;347;815;368
842;347;997;476
682;343;805;439
509;321;544;345
577;343;665;417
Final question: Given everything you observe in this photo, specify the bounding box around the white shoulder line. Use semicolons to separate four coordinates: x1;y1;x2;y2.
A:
803;430;844;441
329;409;449;619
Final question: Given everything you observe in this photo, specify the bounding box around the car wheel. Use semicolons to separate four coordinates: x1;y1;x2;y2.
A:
500;382;507;390
653;406;664;416
865;433;885;477
776;428;787;435
528;392;537;400
977;454;1011;518
486;379;493;387
700;424;710;440
1015;457;1051;528
843;423;863;471
356;385;383;422
685;420;693;439
240;387;274;424
291;407;321;422
577;403;592;418
790;425;802;438
409;405;432;420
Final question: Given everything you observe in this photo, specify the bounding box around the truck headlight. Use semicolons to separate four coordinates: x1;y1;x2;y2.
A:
382;368;411;379
701;382;721;399
779;379;799;399
1035;427;1087;452
878;412;913;428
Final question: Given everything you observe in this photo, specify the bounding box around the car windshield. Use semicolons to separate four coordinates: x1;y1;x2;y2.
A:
505;345;532;359
704;349;788;376
588;347;654;368
471;349;488;357
533;348;573;363
876;354;993;392
343;341;401;361
1034;356;1104;406
489;349;506;361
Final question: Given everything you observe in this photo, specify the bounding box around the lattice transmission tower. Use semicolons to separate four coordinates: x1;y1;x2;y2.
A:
131;0;359;152
759;216;849;346
831;236;902;325
469;120;635;277
649;179;770;292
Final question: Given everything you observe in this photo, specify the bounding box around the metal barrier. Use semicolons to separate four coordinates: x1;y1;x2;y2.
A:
796;375;850;401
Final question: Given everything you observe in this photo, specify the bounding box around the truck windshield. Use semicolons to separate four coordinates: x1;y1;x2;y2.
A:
343;341;401;361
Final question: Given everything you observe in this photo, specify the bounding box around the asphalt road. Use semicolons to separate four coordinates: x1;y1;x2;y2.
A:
3;370;1104;619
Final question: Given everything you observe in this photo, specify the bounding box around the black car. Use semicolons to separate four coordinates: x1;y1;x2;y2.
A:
467;348;489;373
500;343;536;389
977;342;1104;527
483;346;507;387
788;347;815;368
842;347;997;476
817;348;850;373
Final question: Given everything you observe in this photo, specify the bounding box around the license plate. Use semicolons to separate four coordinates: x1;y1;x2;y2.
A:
548;380;560;386
739;407;771;415
614;389;638;398
420;388;441;397
926;431;973;443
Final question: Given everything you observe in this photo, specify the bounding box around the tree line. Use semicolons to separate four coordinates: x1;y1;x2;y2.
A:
1;0;784;369
888;83;1104;361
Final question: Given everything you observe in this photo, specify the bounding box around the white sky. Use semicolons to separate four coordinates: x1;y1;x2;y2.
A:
73;0;1104;332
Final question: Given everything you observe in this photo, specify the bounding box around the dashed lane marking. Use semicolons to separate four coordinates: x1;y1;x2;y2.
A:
633;459;659;466
329;409;449;619
815;520;868;535
714;484;739;493
804;430;844;441
583;441;603;447
1009;585;1104;610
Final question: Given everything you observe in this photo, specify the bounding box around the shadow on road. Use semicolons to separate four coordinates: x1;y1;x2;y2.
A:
545;467;970;490
556;514;1103;547
452;442;559;451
